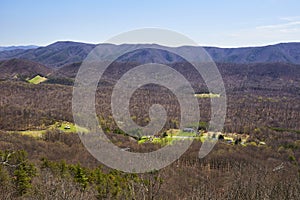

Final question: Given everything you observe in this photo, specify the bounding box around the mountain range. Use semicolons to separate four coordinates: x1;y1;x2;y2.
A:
0;41;299;93
0;41;300;69
0;45;38;52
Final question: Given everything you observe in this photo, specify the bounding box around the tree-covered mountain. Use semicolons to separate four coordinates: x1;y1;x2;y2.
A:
0;45;38;52
0;42;300;68
0;58;52;80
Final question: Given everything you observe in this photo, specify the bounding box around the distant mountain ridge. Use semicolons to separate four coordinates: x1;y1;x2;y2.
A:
0;45;39;52
0;47;299;95
0;41;300;68
204;42;300;64
0;42;95;68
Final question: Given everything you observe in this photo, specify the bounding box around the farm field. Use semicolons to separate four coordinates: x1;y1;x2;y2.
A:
27;75;48;84
194;93;221;98
137;129;254;146
8;121;89;138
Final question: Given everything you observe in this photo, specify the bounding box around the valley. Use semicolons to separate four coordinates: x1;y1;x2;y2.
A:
0;42;299;199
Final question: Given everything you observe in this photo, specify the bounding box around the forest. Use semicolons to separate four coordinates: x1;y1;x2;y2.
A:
0;49;299;199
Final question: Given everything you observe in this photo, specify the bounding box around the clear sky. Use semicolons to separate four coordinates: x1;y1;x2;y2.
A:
1;0;300;47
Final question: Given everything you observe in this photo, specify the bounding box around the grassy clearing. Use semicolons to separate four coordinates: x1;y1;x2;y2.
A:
10;121;89;138
56;122;89;133
28;75;48;84
138;129;201;145
14;130;46;138
177;131;198;137
194;93;220;98
137;129;254;147
138;138;148;144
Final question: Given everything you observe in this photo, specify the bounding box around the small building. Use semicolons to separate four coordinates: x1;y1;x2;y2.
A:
64;125;71;130
182;128;195;133
120;147;130;151
225;139;233;144
259;141;266;145
218;134;224;140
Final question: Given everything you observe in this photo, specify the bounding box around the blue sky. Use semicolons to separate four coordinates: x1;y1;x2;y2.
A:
1;0;300;47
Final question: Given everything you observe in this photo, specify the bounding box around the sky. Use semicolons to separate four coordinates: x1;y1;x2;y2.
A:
1;0;300;47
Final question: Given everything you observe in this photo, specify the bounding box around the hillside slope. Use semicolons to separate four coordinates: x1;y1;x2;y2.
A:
0;58;52;80
1;42;300;68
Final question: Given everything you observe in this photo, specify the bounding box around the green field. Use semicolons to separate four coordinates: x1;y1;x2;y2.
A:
137;129;257;147
9;121;89;138
12;124;260;147
14;130;46;138
194;93;220;98
56;122;89;133
28;75;48;84
138;129;201;145
138;135;195;145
